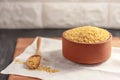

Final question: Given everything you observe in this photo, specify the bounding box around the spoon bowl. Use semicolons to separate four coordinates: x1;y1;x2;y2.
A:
26;55;41;69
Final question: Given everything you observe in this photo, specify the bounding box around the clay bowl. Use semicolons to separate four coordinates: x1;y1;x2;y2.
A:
62;32;112;64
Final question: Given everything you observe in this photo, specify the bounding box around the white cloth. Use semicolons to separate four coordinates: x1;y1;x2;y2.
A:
1;37;120;80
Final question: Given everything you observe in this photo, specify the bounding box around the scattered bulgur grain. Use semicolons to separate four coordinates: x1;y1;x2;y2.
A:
37;65;60;73
64;26;110;44
15;59;60;73
15;59;25;64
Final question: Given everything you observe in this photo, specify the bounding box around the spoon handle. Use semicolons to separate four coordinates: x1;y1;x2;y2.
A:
36;37;41;55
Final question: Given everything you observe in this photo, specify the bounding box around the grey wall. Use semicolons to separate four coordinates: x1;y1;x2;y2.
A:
0;1;120;29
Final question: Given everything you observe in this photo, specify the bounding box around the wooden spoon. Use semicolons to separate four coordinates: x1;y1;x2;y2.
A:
26;37;41;70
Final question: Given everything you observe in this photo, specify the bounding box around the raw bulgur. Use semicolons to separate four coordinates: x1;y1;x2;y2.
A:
27;56;40;69
64;26;110;44
15;59;60;73
37;65;60;73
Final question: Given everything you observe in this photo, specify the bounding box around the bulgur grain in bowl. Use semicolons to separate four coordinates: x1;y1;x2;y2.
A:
62;26;112;64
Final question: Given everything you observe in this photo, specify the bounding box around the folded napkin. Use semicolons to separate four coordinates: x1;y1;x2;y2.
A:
1;37;120;80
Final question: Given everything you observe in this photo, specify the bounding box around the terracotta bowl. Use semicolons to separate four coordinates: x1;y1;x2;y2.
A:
62;32;112;64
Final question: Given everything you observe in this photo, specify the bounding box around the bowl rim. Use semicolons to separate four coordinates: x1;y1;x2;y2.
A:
62;30;112;45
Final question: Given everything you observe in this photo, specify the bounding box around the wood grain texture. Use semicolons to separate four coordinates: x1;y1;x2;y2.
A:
9;37;120;80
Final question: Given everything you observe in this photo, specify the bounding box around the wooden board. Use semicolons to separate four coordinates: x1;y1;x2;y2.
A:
9;37;120;80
